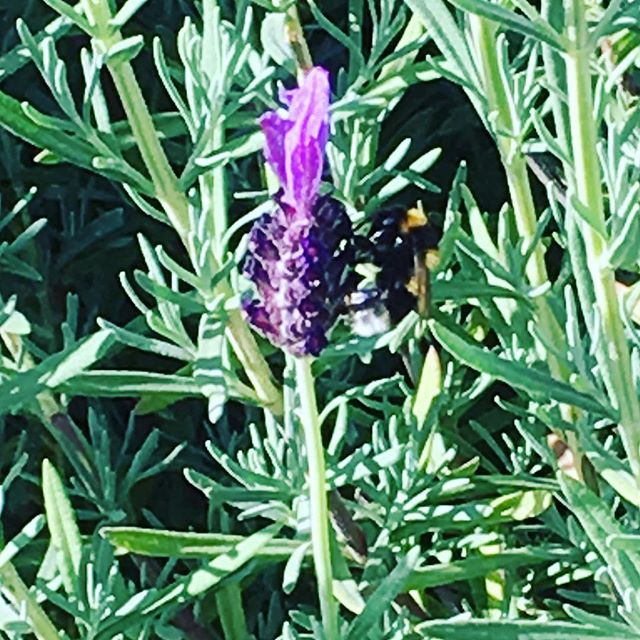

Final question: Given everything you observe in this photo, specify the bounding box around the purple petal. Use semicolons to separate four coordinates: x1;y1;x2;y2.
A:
279;84;295;106
287;140;324;212
243;298;279;339
259;67;330;212
260;112;290;188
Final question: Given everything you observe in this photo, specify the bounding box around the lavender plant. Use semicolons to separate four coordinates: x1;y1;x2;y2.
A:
0;1;639;640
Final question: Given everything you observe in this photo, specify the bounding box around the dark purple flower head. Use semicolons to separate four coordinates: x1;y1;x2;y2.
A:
242;68;353;357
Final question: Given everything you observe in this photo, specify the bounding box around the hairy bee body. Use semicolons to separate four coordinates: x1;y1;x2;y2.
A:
343;205;440;336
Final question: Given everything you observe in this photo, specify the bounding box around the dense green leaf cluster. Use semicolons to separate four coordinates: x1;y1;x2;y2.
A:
0;0;639;639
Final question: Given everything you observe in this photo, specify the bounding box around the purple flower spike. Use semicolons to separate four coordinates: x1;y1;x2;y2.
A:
242;194;354;357
259;67;330;214
242;67;353;357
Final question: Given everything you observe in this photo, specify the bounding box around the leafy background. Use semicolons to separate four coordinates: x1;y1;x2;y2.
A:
0;1;639;639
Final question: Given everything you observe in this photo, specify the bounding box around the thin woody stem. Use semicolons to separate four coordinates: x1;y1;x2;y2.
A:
81;0;283;415
286;4;313;73
564;0;640;484
295;357;338;640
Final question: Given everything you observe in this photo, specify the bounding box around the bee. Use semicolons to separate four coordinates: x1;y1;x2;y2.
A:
342;203;440;336
341;287;391;338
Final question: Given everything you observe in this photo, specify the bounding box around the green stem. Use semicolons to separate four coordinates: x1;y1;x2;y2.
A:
285;4;313;74
81;0;283;415
295;357;338;640
0;562;61;640
564;1;640;484
226;309;283;416
201;0;227;257
469;15;569;382
83;0;189;237
107;60;190;237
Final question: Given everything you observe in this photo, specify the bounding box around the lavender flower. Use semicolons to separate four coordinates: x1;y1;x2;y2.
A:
242;67;353;357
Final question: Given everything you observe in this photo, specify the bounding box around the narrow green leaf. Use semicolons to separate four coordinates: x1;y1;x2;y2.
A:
307;0;365;70
0;90;152;194
413;345;441;429
379;12;427;81
105;35;145;65
0;515;45;568
431;280;525;303
206;441;292;491
191;130;264;178
395;489;552;538
110;0;153;28
330;527;366;614
565;605;638;638
0;91;90;162
40;0;93;35
0;12;72;82
530;109;572;166
98;319;192;361
327;445;405;488
404;0;478;85
589;0;625;45
0;330;114;416
569;192;607;237
42;460;82;597
431;320;613;418
100;526;303;561
405;547;573;590
332;62;440;121
56;371;207;397
609;534;640;552
95;524;282;640
133;271;204;314
215;585;249;640
374;148;441;202
448;0;566;50
45;330;115;387
282;541;310;594
195;315;228;423
0;307;30;336
346;547;420;640
575;426;640;506
559;474;640;628
416;619;636;640
184;468;292;505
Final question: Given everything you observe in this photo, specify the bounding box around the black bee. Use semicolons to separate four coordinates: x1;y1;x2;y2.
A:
342;204;440;336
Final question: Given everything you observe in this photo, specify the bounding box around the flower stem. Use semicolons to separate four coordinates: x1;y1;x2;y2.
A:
226;309;283;416
467;14;583;475
83;0;189;237
468;15;566;368
286;4;313;74
564;1;640;484
294;357;338;640
0;562;61;640
82;0;283;415
201;0;228;258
